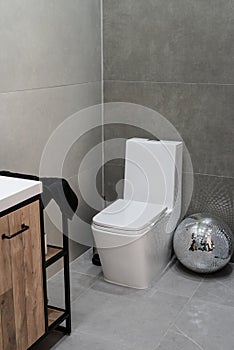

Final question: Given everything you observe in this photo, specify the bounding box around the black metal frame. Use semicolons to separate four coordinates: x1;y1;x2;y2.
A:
45;245;66;268
62;214;72;334
0;173;71;349
29;199;72;349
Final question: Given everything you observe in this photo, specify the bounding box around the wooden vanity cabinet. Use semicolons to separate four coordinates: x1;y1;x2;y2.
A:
0;200;45;350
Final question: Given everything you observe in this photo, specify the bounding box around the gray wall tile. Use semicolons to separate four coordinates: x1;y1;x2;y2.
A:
104;0;234;83
104;162;124;202
0;82;102;174
187;173;234;232
0;0;101;92
104;81;234;178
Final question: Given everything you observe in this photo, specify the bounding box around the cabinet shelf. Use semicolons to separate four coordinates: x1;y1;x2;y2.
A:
47;306;68;330
45;245;66;267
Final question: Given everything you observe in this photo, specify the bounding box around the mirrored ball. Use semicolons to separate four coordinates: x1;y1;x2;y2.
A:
173;213;234;273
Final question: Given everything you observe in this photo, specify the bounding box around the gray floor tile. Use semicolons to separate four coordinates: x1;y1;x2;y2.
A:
156;330;201;350
70;249;102;277
174;299;234;350
151;260;203;298
71;288;188;350
45;255;234;349
52;330;131;350
192;266;234;307
47;270;97;307
204;263;234;288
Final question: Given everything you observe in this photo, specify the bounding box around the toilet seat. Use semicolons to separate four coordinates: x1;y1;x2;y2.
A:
93;199;167;235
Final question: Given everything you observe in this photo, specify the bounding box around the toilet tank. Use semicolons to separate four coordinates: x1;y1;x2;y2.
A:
123;138;183;212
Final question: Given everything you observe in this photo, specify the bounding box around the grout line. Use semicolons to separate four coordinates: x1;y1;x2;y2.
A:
0;80;101;95
104;79;234;87
184;171;234;180
69;269;102;279
194;293;234;310
100;0;106;209
174;325;204;350
100;167;234;180
99;166;234;180
171;278;204;325
155;277;204;349
215;279;234;292
148;257;177;298
169;327;184;336
70;273;100;304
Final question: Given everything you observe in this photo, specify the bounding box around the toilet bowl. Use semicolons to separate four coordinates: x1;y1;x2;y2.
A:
92;138;183;289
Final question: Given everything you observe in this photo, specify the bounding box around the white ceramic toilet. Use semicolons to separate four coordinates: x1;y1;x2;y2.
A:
92;138;183;289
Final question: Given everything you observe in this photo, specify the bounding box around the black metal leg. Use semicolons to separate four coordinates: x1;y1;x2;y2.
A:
62;214;71;335
40;199;49;332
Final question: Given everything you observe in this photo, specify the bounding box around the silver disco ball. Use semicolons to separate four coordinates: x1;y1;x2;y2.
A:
173;213;234;273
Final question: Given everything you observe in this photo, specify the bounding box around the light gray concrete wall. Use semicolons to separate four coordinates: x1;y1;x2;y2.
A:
103;0;234;231
0;0;103;270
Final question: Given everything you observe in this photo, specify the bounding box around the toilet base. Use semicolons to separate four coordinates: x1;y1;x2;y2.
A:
94;215;174;290
102;255;175;290
103;276;148;290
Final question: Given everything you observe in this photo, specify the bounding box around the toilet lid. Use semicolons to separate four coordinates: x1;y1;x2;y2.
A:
93;199;167;232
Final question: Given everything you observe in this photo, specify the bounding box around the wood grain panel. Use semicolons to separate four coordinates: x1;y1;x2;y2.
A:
8;207;28;350
46;246;63;261
0;200;45;349
0;289;17;350
0;312;3;350
24;201;45;347
47;308;65;327
0;215;12;295
8;201;45;349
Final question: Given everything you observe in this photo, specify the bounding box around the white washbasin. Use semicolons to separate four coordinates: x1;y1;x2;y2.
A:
0;176;42;212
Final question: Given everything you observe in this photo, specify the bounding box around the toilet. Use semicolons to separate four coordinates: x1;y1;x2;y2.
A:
92;138;183;289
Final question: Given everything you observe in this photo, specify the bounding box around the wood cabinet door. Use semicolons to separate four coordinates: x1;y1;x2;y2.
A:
0;214;17;350
0;200;45;350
